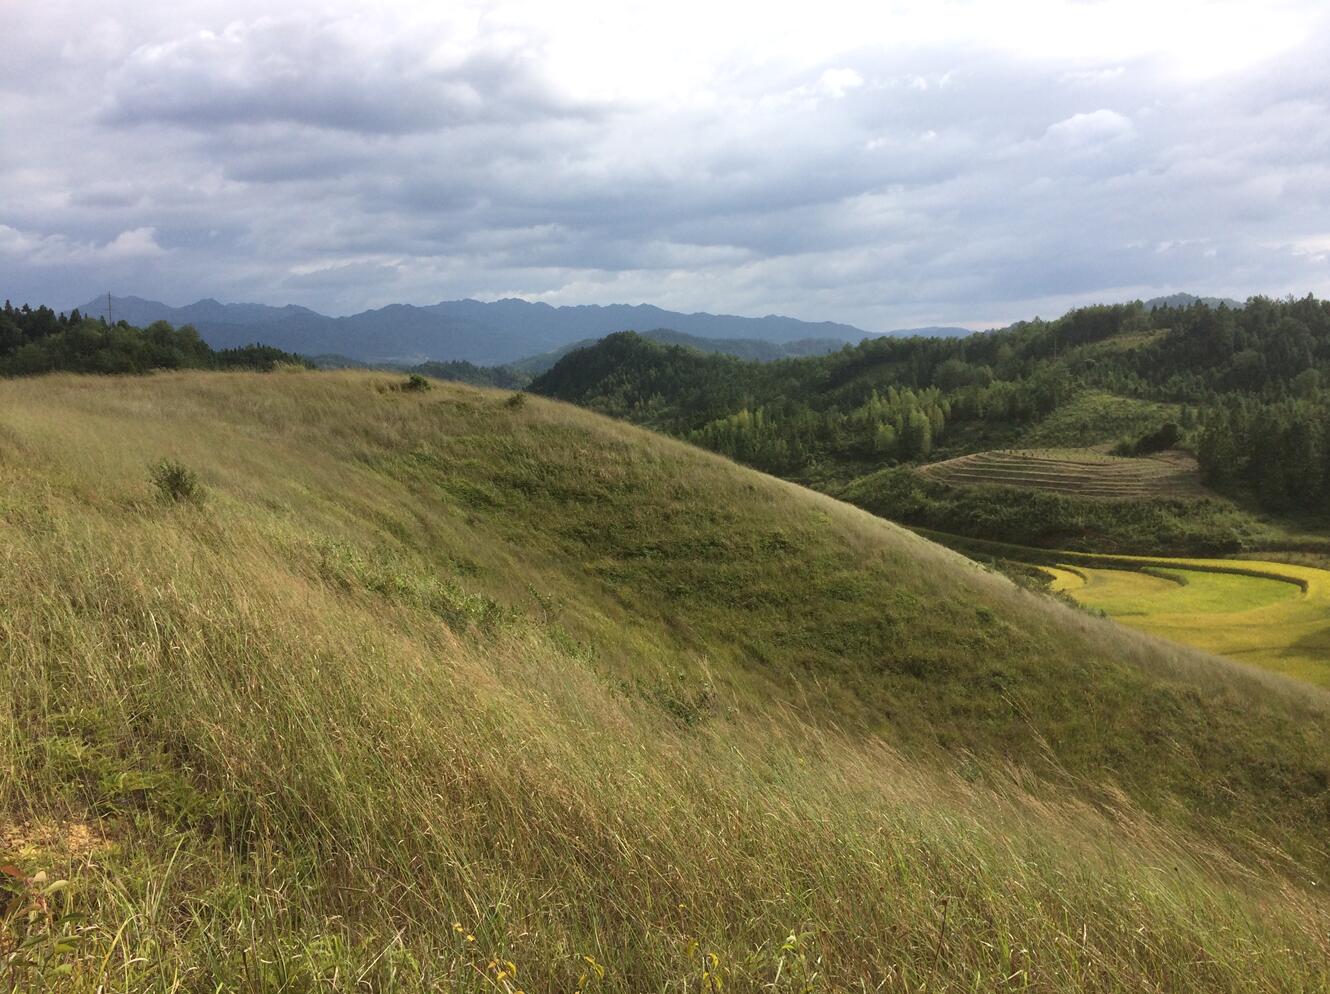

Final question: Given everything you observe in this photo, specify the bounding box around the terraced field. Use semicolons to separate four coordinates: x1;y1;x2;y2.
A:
1036;555;1330;687
918;447;1208;499
919;529;1330;687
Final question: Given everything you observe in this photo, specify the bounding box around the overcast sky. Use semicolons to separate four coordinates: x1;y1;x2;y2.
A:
3;0;1329;330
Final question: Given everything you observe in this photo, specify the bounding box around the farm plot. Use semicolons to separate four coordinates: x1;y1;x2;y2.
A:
918;447;1207;500
1038;555;1330;687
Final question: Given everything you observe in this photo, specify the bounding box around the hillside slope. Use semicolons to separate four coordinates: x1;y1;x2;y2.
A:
2;371;1329;991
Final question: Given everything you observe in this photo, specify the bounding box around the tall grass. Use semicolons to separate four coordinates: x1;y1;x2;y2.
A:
2;371;1329;992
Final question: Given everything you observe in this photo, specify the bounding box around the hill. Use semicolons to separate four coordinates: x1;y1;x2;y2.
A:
1144;293;1244;310
0;301;308;375
76;295;891;365
532;297;1330;548
3;370;1330;991
508;327;851;376
75;295;975;366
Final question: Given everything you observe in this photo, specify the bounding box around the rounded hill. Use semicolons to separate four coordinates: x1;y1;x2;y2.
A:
2;370;1328;992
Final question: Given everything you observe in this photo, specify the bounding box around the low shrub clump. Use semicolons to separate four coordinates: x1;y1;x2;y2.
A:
148;458;201;504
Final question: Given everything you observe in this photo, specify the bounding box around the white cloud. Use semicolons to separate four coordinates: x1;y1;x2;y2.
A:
815;68;864;99
104;227;166;258
1044;109;1134;144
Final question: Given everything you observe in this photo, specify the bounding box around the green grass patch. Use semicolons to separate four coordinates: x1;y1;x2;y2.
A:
1019;391;1182;448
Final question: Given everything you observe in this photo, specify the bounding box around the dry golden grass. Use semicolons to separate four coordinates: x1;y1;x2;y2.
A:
1;371;1329;992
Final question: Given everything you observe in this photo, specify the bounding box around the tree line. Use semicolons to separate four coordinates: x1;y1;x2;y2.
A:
0;301;307;375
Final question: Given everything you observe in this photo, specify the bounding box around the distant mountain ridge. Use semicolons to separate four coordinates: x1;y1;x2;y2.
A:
78;294;972;365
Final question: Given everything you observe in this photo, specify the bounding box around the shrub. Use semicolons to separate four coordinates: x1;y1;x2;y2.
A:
504;392;528;409
402;374;431;392
1116;421;1183;456
148;459;201;504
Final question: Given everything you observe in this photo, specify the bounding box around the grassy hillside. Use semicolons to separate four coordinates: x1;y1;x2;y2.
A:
3;371;1330;992
1016;392;1181;448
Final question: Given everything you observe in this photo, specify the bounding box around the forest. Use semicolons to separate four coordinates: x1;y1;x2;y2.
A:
0;301;306;374
532;295;1330;519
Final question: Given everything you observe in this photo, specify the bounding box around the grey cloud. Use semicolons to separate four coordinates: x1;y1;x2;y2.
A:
101;17;592;135
3;5;1330;331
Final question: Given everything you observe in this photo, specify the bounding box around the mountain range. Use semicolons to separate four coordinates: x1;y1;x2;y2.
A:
77;294;971;365
72;292;1239;367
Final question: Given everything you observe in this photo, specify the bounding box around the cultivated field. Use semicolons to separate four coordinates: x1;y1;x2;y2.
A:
1038;555;1330;686
918;447;1208;499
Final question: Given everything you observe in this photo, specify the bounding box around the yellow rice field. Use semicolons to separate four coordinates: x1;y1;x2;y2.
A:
1039;554;1330;687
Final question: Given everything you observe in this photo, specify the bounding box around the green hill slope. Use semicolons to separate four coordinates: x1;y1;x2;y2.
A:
2;371;1329;992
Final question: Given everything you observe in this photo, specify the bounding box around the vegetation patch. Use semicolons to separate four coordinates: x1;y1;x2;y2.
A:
148;458;202;504
927;529;1330;686
1018;391;1181;448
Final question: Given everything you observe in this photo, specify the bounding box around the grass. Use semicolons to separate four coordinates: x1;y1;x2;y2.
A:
1018;392;1181;448
841;466;1267;554
2;370;1330;991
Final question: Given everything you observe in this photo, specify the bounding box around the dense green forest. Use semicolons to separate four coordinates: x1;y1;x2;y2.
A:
532;296;1330;548
0;301;307;374
411;359;528;389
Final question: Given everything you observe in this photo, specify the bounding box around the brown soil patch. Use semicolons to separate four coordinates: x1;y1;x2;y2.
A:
1;818;111;862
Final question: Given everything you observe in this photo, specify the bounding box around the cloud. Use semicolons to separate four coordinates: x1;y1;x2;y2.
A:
101;14;590;135
1;0;1329;330
1044;109;1134;144
815;68;865;99
104;227;166;258
0;225;166;263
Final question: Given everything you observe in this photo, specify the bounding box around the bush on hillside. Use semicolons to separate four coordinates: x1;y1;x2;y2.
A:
1115;421;1182;456
149;459;202;504
402;374;431;392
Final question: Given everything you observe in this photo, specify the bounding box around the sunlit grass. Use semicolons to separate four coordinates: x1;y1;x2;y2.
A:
2;370;1330;992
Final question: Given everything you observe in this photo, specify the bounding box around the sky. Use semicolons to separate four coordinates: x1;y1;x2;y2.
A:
3;0;1329;331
